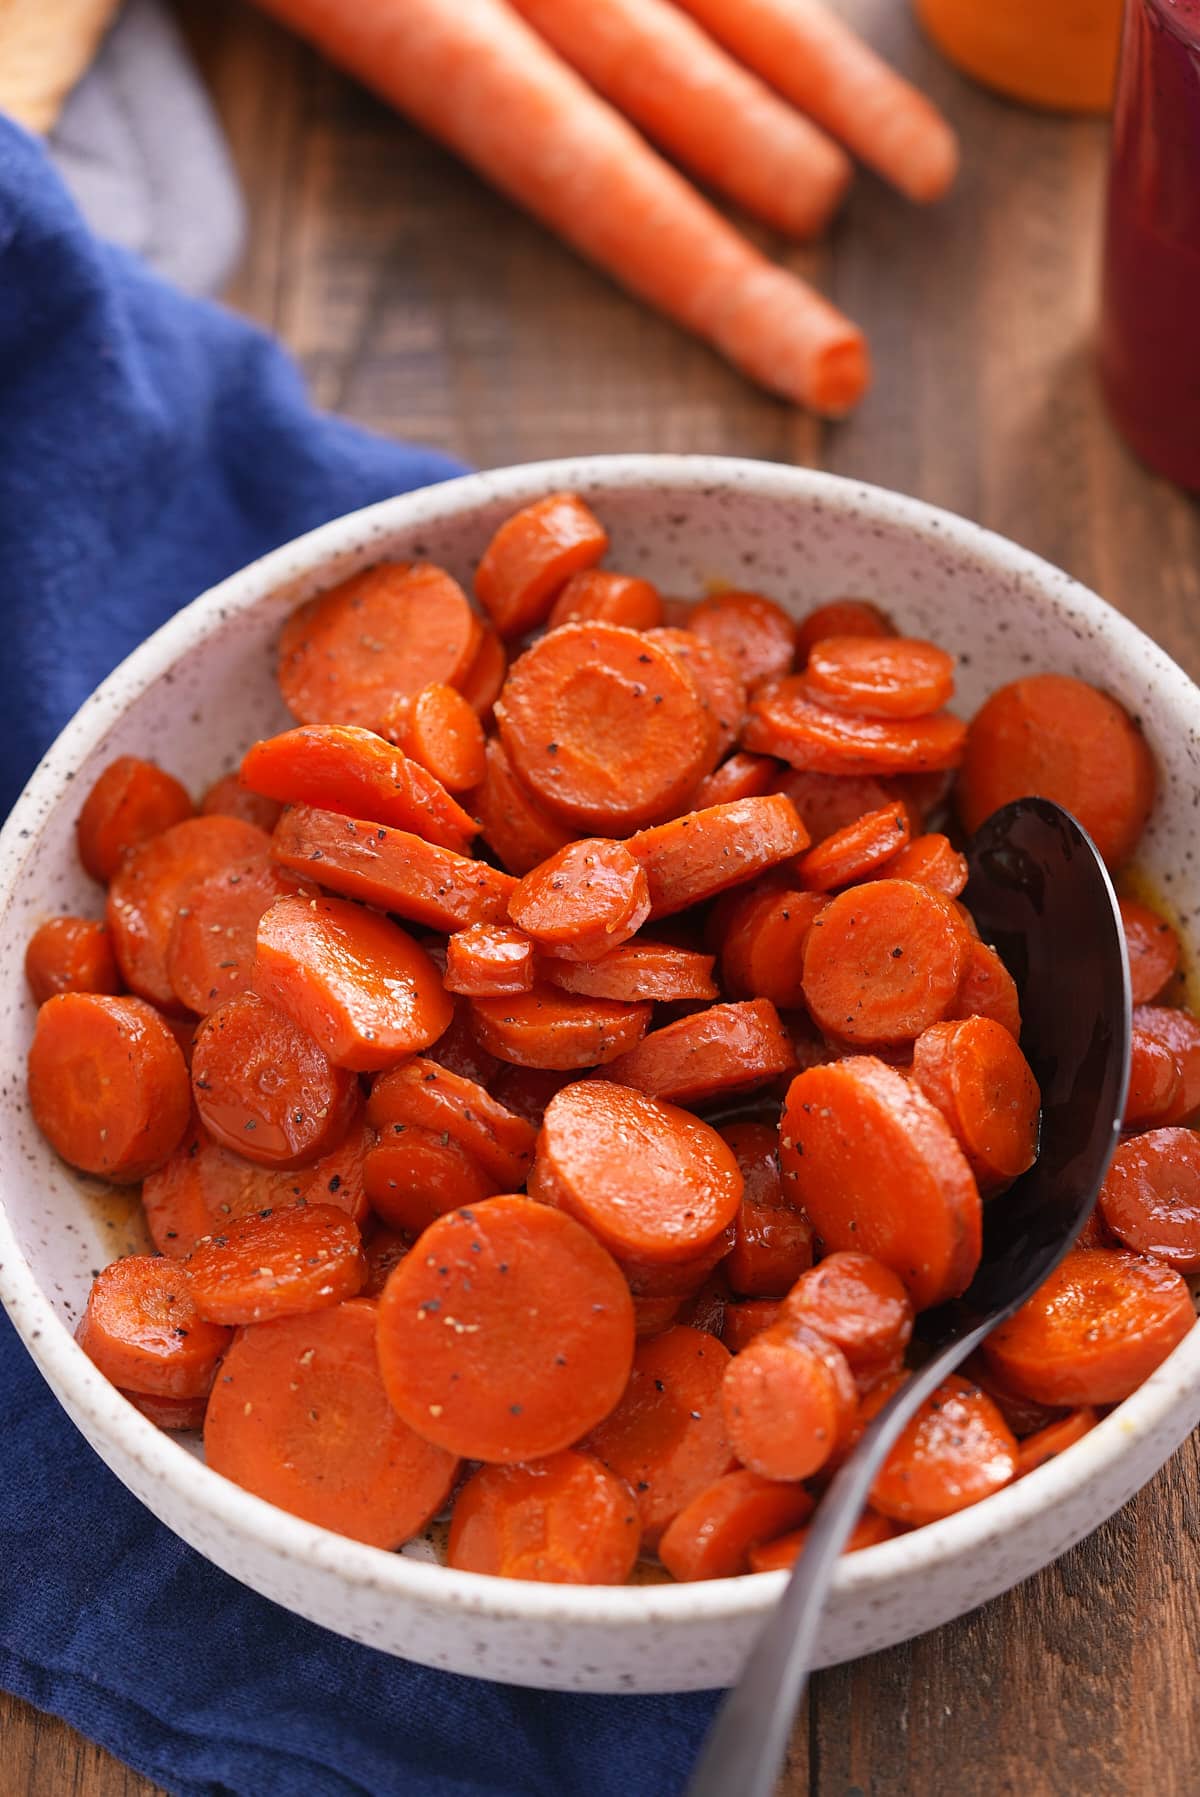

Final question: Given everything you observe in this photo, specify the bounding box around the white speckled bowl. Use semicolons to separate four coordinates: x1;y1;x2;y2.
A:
2;456;1199;1693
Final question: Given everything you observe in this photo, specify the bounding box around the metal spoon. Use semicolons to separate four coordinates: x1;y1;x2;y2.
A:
687;797;1132;1797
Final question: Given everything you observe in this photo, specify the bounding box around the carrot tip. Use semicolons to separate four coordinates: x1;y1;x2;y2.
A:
811;336;872;419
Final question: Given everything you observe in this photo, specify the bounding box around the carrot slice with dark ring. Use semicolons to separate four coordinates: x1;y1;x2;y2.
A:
76;1257;230;1399
470;985;652;1069
448;1450;641;1583
604;998;795;1105
368;1055;538;1188
627;793;809;919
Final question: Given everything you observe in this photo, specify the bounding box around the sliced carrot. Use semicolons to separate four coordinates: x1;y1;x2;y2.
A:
689;752;776;809
784;1250;914;1388
76;756;194;884
278;561;481;730
468;735;574;877
376;1194;635;1461
270;804;516;930
683;591;794;691
77;1257;230;1398
881;832;968;898
722;1317;857;1479
496;622;712;831
475;493;609;637
1120;897;1181;1005
448;1450;640;1583
28;993;190;1182
458;623;507;719
795;598;895;664
204;1298;458;1546
802;878;971;1046
951;938;1022;1040
646;627;747;760
748;1508;897;1572
509;837;651;960
911;1016;1040;1192
381;683;488;795
106;816;271;1008
533;1079;743;1264
983;1247;1195;1405
121;1389;210;1432
659;1468;815;1581
720;887;826;1010
781;1056;982;1310
634;1296;684;1337
958;675;1155;869
543;939;718;1004
166;858;310;1016
722;1121;813;1297
365;1127;499;1233
470;985;653;1069
186;1202;365;1326
627;793;809;918
797;803;910;893
1123;1028;1183;1129
1098;1128;1200;1271
805;636;955;720
868;1375;1017;1524
191;991;359;1168
200;772;283;833
772;767;917;845
362;1226;411;1298
488;1063;573;1129
25;916;121;1005
368;1055;538;1188
721;1298;785;1353
1015;1408;1099;1478
427;997;505;1087
445;922;536;997
746;678;967;776
579;1325;735;1546
604;998;795;1105
959;1349;1061;1439
1132;1005;1200;1123
548;568;663;632
618;1228;735;1299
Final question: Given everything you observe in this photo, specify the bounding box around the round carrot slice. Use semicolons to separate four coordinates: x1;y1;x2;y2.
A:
688;590;797;690
496;622;712;831
1123;1028;1182;1129
549;569;663;632
200;771;283;833
121;1389;209;1432
958;675;1155;869
983;1247;1195;1405
868;1375;1017;1525
470;985;653;1069
76;756;194;884
690;752;776;809
508;837;651;961
376;1195;635;1461
745;678;967;776
646;627;747;760
1121;898;1181;1005
367;1055;538;1188
1098;1129;1200;1271
364;1126;499;1233
795;598;894;663
881;832;968;898
278;562;481;730
951;938;1022;1039
534;1079;744;1264
802;878;971;1046
721;1299;786;1354
781;1057;982;1310
618;1229;735;1301
604;999;796;1105
77;1258;230;1398
634;1296;684;1337
722;1318;857;1480
29;993;190;1182
543;940;718;1004
579;1326;735;1546
959;1349;1061;1438
784;1251;914;1387
253;892;452;1072
773;768;920;845
449;1450;641;1583
186;1203;365;1326
444;922;535;998
911;1016;1040;1191
468;736;574;877
1015;1408;1098;1478
474;492;609;637
749;1508;897;1572
25;916;121;1005
720;887;826;1010
362;1227;411;1298
806;636;956;719
204;1298;458;1546
1132;1005;1200;1123
167;858;310;1016
628;793;810;919
797;802;911;893
723;1122;813;1297
658;1469;815;1581
191;991;358;1168
458;624;507;718
106;815;271;1008
381;682;487;794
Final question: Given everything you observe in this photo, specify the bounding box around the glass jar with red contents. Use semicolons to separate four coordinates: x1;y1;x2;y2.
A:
1099;0;1200;491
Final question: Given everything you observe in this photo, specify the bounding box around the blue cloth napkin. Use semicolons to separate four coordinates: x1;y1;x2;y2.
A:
0;116;718;1797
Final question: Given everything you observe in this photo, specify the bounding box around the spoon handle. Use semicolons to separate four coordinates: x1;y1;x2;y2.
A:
686;1315;998;1797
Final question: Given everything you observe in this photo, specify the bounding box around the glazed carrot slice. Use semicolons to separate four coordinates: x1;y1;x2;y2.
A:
377;1195;635;1461
868;1375;1017;1524
658;1468;815;1581
604;998;796;1105
278;561;481;730
1132;1005;1200;1123
186;1202;365;1326
722;1317;857;1479
794;598;895;664
457;623;507;718
634;1296;684;1337
270;804;516;930
204;1298;458;1546
723;1122;813;1297
548;569;663;632
951;938;1022;1040
191;991;359;1168
444;922;536;997
241;725;477;852
121;1389;210;1432
166;858;310;1016
745;678;967;776
689;752;776;809
367;1055;538;1188
106;816;271;1008
29;993;190;1182
748;1507;897;1571
496;622;712;831
509;838;651;962
805;636;955;720
772;767;918;845
983;1247;1195;1405
365;1126;499;1233
25;916;121;1005
449;1449;641;1583
646;627;747;760
911;1017;1040;1192
475;493;609;637
488;1064;573;1129
802;878;971;1046
784;1251;914;1388
719;886;825;1011
381;683;488;795
543;939;718;1004
579;1325;735;1546
881;832;968;898
797;802;910;893
958;675;1155;870
470;985;653;1069
77;1258;231;1398
468;736;573;877
1120;898;1180;1004
1122;1028;1182;1129
627;794;809;919
253;892;452;1071
76;756;194;884
959;1349;1061;1439
688;590;797;690
721;1298;785;1354
619;1228;736;1301
200;772;283;833
781;1056;982;1309
1015;1408;1099;1478
1098;1128;1200;1270
428;998;505;1089
362;1226;411;1298
533;1079;743;1264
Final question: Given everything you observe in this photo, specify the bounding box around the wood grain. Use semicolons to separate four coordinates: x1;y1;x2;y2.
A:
7;0;1200;1791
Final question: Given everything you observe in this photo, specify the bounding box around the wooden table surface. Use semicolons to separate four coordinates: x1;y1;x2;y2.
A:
6;1;1200;1792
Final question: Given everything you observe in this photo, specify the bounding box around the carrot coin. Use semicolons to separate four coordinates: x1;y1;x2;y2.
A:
604;999;795;1105
773;768;920;845
191;991;358;1168
784;1251;914;1387
458;624;507;718
77;1257;230;1398
745;678;967;776
658;1469;815;1581
549;569;663;632
723;1122;813;1296
628;793;809;919
749;1508;897;1572
1132;1005;1200;1123
1123;1028;1183;1129
802;878;971;1046
470;985;653;1069
186;1202;365;1326
720;887;826;1010
449;1451;641;1583
1015;1408;1098;1478
881;832;968;898
1120;898;1181;1005
367;1055;538;1188
959;1349;1061;1439
805;636;955;719
509;838;651;960
167;858;310;1016
721;1298;786;1354
77;755;194;884
795;597;894;663
797;802;911;893
868;1375;1017;1524
690;752;776;809
1098;1128;1200;1271
474;492;608;637
444;922;536;997
543;939;718;1004
468;736;574;876
646;627;747;759
688;590;797;689
911;1016;1040;1191
722;1318;857;1480
951;938;1022;1040
381;683;488;794
200;772;283;833
364;1126;499;1233
25;916;121;1005
121;1389;210;1432
634;1296;684;1337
